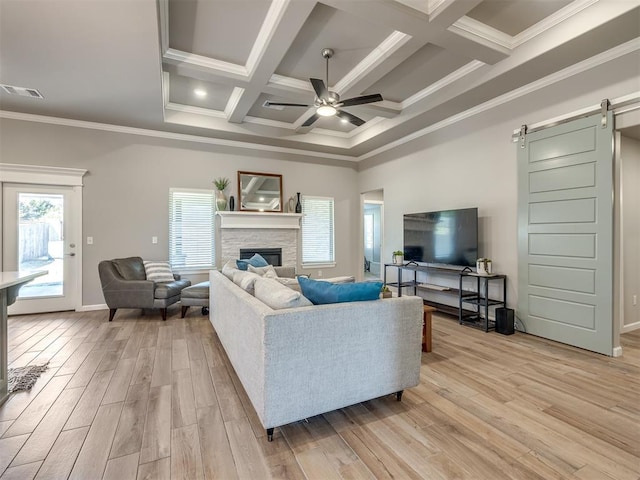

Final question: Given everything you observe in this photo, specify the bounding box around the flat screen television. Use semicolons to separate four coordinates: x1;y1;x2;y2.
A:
403;208;478;267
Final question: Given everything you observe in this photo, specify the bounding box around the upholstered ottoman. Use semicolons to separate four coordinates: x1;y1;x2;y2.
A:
181;281;210;317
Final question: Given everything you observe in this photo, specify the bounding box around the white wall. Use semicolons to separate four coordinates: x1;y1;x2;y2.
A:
621;135;640;331
0;120;360;306
358;52;640;312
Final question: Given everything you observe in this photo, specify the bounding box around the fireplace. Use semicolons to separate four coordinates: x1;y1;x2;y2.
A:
240;248;282;266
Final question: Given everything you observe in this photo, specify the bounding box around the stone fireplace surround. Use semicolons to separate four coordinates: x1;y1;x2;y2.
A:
216;212;301;268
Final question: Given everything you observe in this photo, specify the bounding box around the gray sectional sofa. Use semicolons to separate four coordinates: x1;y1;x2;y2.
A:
209;269;423;441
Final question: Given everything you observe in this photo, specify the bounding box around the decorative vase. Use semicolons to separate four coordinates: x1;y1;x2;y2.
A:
393;254;404;265
295;192;302;213
229;195;235;211
215;190;227;211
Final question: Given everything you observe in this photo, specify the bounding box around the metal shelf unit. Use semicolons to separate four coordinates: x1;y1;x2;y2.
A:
383;263;476;316
458;272;507;332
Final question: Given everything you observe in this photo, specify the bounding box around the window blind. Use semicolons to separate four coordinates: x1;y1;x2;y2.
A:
301;196;335;265
169;188;215;269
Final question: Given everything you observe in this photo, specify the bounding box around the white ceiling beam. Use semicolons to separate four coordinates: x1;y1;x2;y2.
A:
322;0;508;64
428;0;483;29
226;0;317;124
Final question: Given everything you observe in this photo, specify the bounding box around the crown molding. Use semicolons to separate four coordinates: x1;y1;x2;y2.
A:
268;74;314;94
163;49;248;79
224;87;246;119
334;31;413;94
245;0;291;77
158;0;169;54
447;18;511;54
0;110;358;162
512;0;598;47
402;60;485;109
166;102;227;119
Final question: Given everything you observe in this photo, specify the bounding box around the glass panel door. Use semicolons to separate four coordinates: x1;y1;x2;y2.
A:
3;184;78;314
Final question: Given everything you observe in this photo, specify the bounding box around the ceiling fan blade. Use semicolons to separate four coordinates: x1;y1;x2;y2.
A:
310;78;328;99
264;102;311;107
339;93;383;107
301;113;320;127
336;110;365;127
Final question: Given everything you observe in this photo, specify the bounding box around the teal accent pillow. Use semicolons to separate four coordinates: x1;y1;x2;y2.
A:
298;276;383;305
236;253;269;271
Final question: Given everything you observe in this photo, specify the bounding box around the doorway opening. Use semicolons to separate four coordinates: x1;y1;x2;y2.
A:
363;190;383;281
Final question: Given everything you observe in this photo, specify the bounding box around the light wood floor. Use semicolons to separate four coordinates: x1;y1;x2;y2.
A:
1;308;639;480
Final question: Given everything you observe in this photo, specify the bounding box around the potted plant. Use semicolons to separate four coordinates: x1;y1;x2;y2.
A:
381;285;392;298
393;250;404;265
476;258;493;275
213;177;230;211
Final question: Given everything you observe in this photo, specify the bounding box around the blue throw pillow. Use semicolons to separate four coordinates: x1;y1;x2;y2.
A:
236;253;269;271
298;276;383;305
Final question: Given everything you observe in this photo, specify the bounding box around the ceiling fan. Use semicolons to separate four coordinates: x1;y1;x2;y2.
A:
264;48;383;127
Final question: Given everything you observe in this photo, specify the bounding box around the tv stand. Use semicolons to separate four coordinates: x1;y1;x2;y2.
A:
383;263;507;330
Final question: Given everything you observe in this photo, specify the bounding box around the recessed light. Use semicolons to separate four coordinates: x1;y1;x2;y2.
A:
194;89;207;98
341;118;349;124
259;197;265;201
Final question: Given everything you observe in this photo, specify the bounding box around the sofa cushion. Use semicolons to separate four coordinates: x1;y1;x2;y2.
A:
154;279;191;299
232;270;261;295
236;253;269;271
298;276;383;305
221;259;239;280
275;277;301;291
254;277;313;310
248;264;279;278
143;260;175;282
113;256;146;280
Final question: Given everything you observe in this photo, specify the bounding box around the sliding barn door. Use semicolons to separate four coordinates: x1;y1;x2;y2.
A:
517;111;614;355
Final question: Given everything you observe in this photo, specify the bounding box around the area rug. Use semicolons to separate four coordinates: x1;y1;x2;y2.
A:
7;363;49;393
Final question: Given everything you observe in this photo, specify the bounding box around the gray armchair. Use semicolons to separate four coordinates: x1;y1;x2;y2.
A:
98;256;191;321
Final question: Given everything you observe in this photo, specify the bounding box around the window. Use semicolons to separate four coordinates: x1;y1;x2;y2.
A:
301;196;335;266
169;188;215;270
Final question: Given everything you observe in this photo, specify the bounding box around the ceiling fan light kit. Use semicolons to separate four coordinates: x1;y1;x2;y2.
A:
265;47;383;127
317;105;337;117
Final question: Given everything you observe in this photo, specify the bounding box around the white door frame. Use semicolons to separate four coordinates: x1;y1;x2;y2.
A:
0;163;86;312
359;191;384;281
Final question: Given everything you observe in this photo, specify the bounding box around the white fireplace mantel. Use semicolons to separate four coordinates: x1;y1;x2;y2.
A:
216;211;301;229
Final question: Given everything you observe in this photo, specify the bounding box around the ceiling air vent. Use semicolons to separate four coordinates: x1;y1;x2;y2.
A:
1;84;44;99
262;100;284;111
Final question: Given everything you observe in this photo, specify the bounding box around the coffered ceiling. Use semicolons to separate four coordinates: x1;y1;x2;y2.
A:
1;0;639;162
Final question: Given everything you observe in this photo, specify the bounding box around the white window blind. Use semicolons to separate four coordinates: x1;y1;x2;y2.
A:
301;195;335;265
169;188;215;270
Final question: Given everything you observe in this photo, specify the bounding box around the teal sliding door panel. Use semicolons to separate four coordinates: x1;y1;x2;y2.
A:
518;112;613;355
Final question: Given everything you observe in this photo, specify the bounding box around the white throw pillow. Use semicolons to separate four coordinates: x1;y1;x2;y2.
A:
143;260;175;282
232;270;261;295
248;264;279;279
275;277;301;291
222;259;239;280
254;277;313;310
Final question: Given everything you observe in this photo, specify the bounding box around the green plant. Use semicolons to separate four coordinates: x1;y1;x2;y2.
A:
213;177;230;191
393;250;404;256
381;285;390;292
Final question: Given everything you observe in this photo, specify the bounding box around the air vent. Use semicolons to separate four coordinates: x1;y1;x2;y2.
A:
262;100;284;111
1;84;44;99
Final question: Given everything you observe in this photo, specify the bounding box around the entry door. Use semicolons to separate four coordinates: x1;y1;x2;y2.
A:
517;111;613;355
2;184;79;314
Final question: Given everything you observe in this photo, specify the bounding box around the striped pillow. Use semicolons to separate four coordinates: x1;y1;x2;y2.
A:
143;261;175;282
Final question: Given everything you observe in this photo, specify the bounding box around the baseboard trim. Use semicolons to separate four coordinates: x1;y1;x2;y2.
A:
77;304;108;312
612;346;623;357
621;321;640;334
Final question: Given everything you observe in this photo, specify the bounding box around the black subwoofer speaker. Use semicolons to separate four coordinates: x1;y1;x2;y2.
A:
495;308;514;335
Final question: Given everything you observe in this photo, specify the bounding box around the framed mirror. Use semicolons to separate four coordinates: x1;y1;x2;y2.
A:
237;171;283;212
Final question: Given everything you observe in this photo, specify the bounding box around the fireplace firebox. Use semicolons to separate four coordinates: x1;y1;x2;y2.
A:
239;248;282;266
